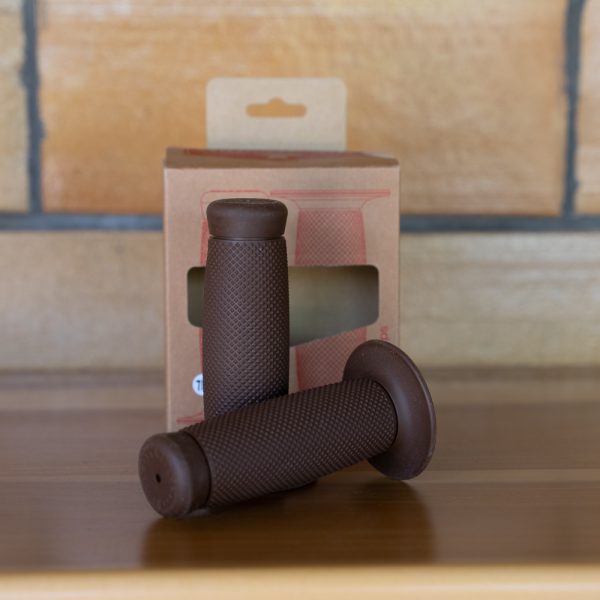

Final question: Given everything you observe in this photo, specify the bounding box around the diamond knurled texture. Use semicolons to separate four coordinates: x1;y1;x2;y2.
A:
184;378;396;507
203;237;289;419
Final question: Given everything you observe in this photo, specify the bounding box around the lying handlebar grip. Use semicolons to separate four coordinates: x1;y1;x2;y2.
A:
139;340;436;517
202;198;289;419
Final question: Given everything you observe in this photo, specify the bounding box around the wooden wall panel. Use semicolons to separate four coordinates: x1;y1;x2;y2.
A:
39;0;565;215
576;0;600;213
0;0;27;212
0;232;163;370
1;231;599;371
400;233;600;367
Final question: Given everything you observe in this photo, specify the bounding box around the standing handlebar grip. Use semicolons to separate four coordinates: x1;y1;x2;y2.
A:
139;341;436;517
202;198;289;419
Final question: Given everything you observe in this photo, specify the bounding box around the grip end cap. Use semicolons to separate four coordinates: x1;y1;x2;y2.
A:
139;432;210;518
207;198;287;240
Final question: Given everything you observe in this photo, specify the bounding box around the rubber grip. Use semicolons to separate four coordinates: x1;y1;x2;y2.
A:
139;340;436;517
203;199;289;419
185;377;396;508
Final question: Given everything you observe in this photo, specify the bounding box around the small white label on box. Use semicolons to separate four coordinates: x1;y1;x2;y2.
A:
192;373;204;396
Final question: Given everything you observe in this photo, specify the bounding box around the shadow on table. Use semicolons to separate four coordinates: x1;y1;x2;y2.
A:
142;477;433;567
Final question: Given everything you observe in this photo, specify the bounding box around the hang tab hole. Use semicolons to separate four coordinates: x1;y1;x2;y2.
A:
246;97;307;118
187;265;379;345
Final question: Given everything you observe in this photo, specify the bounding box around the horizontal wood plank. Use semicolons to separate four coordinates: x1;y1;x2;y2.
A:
0;232;163;370
2;568;600;600
400;233;600;366
1;231;599;369
39;0;565;215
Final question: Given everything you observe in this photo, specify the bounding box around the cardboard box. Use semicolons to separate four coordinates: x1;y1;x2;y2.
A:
164;147;400;430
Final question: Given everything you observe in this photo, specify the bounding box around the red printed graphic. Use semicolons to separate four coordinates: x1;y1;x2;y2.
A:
296;208;366;265
273;188;390;390
200;219;209;264
176;411;204;425
295;328;368;390
179;185;391;425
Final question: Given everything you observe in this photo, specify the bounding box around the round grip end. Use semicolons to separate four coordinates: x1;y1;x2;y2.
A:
207;198;288;240
138;432;211;517
343;340;436;480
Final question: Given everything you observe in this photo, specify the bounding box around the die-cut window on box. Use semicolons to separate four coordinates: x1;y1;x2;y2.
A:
187;265;379;346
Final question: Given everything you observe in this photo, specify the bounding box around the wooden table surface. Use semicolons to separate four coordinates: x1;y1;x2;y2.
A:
1;368;600;598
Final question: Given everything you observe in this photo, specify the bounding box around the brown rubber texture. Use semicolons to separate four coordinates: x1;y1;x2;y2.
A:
184;377;396;508
203;200;289;419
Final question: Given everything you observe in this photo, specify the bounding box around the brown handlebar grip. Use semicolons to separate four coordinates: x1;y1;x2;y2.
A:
203;198;289;419
139;341;436;517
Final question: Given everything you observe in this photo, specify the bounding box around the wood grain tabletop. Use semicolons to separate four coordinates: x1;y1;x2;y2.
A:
1;368;599;598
